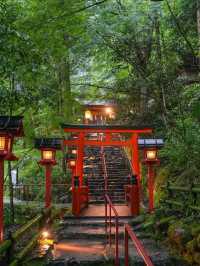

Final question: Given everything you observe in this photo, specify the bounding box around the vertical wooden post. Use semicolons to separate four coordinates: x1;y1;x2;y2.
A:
45;164;52;209
0;159;4;242
131;133;140;180
76;132;85;186
130;183;140;216
148;165;155;213
131;134;140;215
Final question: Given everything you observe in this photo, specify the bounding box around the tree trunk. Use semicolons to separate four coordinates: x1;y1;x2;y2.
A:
58;54;72;121
8;162;14;224
197;1;200;53
155;13;168;128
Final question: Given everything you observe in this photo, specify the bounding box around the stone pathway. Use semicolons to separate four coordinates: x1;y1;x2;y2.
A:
45;214;187;266
80;204;132;217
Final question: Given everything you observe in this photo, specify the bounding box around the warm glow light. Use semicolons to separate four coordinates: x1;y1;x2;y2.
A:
70;160;76;167
0;137;6;150
72;149;77;155
42;231;49;239
43;150;53;160
85;110;92;120
105;107;113;115
146;150;157;160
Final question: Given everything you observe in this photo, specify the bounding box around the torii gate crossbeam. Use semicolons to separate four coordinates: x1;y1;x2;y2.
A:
62;124;152;185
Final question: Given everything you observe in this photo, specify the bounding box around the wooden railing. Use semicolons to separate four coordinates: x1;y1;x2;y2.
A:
0;208;52;265
125;224;154;266
124;184;140;216
161;183;200;212
102;153;108;192
105;194;119;266
4;183;70;204
72;186;89;216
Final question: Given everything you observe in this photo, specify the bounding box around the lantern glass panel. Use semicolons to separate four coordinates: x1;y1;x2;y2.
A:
70;160;76;167
43;150;53;160
146;150;157;160
72;149;77;155
0;137;6;151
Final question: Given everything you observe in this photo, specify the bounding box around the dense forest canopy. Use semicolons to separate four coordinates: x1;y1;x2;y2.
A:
0;0;200;184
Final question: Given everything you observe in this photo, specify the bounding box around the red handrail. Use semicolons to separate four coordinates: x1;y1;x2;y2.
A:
102;153;108;191
125;224;154;266
105;194;119;266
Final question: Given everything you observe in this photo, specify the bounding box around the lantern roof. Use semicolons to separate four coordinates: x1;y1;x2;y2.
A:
138;138;164;149
35;138;62;150
0;116;24;136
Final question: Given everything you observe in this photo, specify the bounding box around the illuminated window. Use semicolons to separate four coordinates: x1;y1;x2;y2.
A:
85;110;92;120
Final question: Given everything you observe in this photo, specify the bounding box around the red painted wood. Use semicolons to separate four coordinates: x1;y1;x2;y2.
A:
105;194;119;266
72;186;89;216
64;139;131;146
124;185;140;216
148;165;155;213
125;229;129;266
76;132;84;186
45;164;52;209
131;134;140;180
63;128;152;134
125;224;154;266
0;159;4;242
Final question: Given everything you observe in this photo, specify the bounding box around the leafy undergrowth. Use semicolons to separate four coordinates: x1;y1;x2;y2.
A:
136;208;200;265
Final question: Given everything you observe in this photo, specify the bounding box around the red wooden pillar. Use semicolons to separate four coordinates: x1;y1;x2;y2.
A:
131;134;140;215
130;184;140;216
148;165;155;213
71;168;75;189
0;159;4;242
72;187;80;216
131;133;140;180
76;132;85;186
45;164;52;209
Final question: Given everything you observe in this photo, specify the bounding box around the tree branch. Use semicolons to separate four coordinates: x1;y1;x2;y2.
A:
48;0;109;22
71;82;112;90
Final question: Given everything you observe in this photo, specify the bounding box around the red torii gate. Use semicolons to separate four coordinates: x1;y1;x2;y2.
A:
62;124;152;185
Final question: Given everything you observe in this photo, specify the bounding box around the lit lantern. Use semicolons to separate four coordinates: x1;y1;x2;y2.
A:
40;148;56;165
71;147;77;155
143;147;160;213
0;134;12;157
69;158;76;168
85;110;92;121
105;107;112;115
144;148;158;162
105;107;115;119
5;136;18;161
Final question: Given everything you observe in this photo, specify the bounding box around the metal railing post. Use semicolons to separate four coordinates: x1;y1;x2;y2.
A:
125;227;129;266
109;204;111;247
115;216;119;266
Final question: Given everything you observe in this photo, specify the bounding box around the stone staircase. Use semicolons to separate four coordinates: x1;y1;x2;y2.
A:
45;215;187;266
104;146;131;203
84;145;131;204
